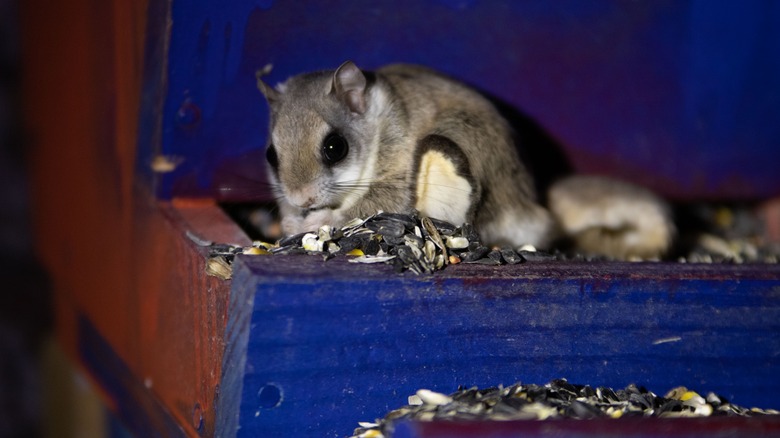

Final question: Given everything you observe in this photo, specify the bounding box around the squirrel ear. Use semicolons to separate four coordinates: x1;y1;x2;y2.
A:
256;67;280;104
332;61;367;114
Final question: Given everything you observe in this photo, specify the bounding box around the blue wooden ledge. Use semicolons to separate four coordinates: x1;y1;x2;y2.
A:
218;256;780;437
393;416;780;438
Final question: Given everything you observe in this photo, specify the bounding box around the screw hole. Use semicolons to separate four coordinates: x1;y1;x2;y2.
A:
257;383;283;409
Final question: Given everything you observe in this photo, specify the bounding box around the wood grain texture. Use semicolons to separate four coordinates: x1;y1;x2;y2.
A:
132;197;248;436
22;1;780;437
21;0;248;435
225;255;780;436
21;0;147;368
155;1;780;201
395;416;780;438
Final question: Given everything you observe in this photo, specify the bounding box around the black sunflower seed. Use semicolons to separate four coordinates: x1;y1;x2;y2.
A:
375;212;417;229
461;245;490;262
362;237;381;255
500;247;524;264
337;234;364;254
518;250;556;262
487;249;504;263
278;231;308;247
396;246;418;265
461;223;481;243
365;219;406;238
428;217;457;235
569;400;603;419
383;235;406;246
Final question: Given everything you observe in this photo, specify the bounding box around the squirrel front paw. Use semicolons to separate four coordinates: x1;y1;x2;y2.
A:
301;209;342;233
281;215;306;235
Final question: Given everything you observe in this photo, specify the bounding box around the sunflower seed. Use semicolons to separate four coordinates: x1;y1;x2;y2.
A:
363;237;381;256
461;223;480;243
341;217;366;230
421;217;446;251
366;220;406;238
519;249;556;261
350;378;780;438
205;256;232;280
271;245;307;255
416;389;452;406
326;242;341;254
487;249;504;263
348;255;396;264
186;230;213;246
403;233;424;249
318;225;334;242
423;240;436;264
383;235;406;246
375;212;417;229
428;217;457;235
461;245;490;262
445;236;469;250
500;247;524;264
395;245;418;265
278;232;308;247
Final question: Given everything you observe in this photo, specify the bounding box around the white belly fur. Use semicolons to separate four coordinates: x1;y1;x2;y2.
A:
414;150;472;224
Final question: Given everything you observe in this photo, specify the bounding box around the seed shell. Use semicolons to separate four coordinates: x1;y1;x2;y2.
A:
350;379;780;438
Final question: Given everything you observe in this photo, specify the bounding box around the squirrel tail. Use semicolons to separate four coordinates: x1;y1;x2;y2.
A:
547;175;675;260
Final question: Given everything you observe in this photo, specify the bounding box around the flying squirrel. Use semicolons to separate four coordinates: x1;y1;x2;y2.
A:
256;61;674;260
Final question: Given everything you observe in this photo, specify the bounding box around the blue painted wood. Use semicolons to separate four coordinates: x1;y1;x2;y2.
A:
221;256;780;437
148;0;780;201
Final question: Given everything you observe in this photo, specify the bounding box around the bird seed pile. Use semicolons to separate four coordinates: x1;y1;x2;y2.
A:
349;379;780;438
204;211;546;279
204;203;779;279
675;203;779;264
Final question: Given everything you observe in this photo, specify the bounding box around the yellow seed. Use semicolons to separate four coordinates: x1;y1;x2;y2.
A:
610;409;623;419
680;391;700;401
364;430;383;438
448;255;461;264
664;386;688;400
253;241;275;250
714;207;733;229
150;155;182;173
347;249;365;256
243;247;269;255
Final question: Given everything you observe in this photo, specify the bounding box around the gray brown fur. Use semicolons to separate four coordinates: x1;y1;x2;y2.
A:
258;61;674;259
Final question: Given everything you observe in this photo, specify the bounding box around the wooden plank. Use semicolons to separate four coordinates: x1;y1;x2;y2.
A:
224;255;780;436
21;0;146;366
22;1;780;437
129;197;249;436
21;0;250;434
155;1;780;200
46;194;247;437
394;416;780;438
78;316;187;437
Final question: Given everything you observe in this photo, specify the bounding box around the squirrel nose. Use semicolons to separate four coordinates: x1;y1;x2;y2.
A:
288;191;315;209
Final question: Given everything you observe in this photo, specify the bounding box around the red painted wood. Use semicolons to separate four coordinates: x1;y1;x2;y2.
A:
21;0;247;435
21;1;780;436
397;416;780;437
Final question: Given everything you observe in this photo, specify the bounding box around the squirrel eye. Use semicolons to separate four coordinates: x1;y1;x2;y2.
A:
322;133;349;165
266;144;279;170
